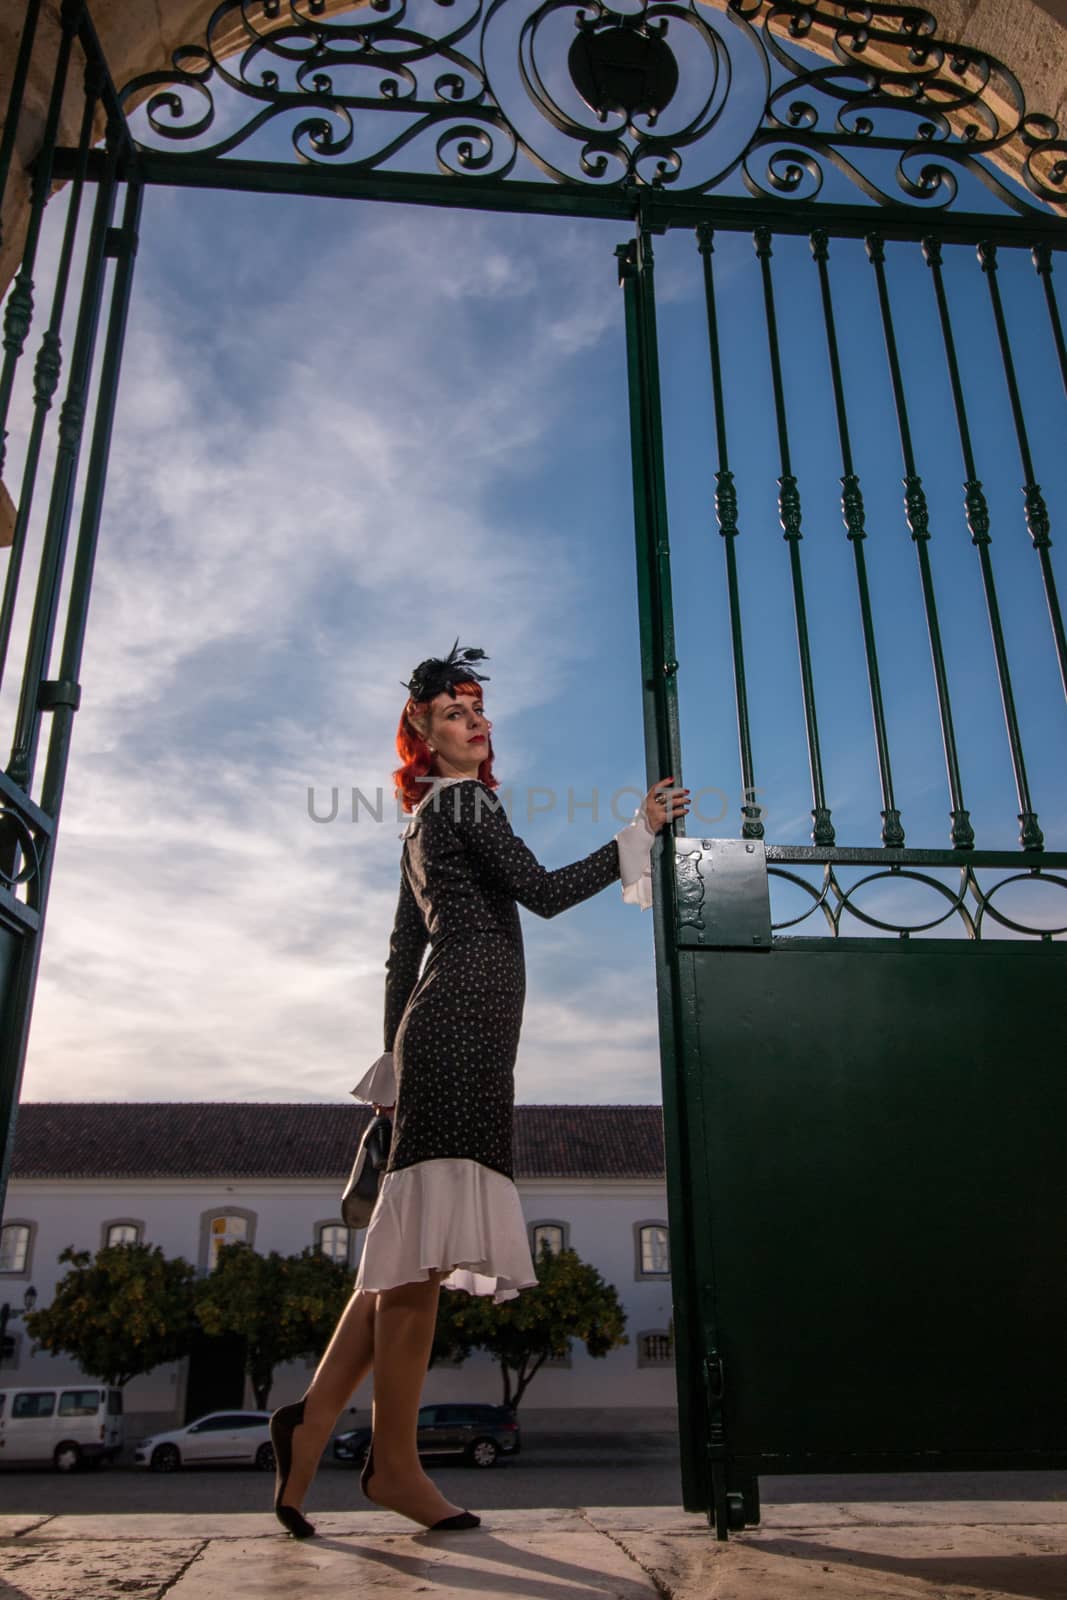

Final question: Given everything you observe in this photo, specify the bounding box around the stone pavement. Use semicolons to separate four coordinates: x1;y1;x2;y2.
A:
2;1503;1066;1600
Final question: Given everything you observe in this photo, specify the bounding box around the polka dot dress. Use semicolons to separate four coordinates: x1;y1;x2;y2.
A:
387;778;621;1179
352;776;639;1302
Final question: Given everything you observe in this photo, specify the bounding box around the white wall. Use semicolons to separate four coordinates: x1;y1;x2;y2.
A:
2;1176;679;1426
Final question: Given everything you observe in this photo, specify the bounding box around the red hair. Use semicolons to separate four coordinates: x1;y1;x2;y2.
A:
394;680;499;813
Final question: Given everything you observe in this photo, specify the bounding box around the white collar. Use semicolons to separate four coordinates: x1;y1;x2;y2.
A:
402;775;468;838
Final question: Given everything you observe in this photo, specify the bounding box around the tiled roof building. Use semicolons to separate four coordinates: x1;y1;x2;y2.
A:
10;1102;666;1182
3;1103;676;1431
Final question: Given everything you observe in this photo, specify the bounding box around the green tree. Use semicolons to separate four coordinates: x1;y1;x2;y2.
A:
24;1242;197;1386
432;1245;627;1409
194;1244;353;1410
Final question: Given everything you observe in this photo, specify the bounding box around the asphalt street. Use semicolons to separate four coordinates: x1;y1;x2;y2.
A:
1;1437;1065;1518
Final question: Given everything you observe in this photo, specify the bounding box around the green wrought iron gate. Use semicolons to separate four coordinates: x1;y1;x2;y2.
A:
622;209;1067;1533
2;0;1066;1538
0;0;142;1187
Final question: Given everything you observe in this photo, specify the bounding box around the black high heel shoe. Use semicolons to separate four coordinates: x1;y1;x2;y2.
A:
270;1399;317;1539
361;1441;480;1531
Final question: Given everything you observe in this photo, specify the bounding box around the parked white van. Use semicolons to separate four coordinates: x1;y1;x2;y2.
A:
0;1385;124;1470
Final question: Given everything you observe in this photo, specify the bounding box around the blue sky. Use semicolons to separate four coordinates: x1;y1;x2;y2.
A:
5;13;1066;1105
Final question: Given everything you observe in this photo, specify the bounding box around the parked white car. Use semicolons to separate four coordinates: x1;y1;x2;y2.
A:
134;1410;275;1472
0;1385;125;1471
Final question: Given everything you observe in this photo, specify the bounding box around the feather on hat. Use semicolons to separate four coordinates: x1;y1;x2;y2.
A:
402;638;490;703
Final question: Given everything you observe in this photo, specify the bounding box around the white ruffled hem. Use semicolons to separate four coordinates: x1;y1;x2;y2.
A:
353;1157;537;1304
350;1051;396;1106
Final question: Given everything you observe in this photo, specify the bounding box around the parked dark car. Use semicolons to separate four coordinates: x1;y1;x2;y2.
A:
334;1403;519;1469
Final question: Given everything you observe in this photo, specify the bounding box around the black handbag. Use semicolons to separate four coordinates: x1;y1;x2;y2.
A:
341;1112;392;1230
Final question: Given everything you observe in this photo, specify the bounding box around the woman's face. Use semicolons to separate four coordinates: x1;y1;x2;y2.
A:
421;689;491;777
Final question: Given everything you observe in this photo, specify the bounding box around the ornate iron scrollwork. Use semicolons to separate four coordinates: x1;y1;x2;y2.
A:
118;0;1065;211
768;859;1067;940
0;798;44;894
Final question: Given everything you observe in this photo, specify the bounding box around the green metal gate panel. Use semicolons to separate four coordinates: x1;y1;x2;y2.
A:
621;202;1067;1530
686;938;1066;1460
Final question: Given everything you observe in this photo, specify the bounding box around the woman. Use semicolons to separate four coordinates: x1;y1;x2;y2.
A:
269;640;689;1537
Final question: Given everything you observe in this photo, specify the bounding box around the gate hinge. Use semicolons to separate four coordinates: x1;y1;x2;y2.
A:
703;1350;727;1459
616;240;637;283
38;679;82;712
675;838;772;948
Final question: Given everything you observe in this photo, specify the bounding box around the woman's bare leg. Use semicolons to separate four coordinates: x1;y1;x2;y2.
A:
363;1271;467;1528
278;1287;376;1512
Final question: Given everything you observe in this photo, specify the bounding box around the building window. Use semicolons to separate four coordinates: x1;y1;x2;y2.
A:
210;1215;248;1268
199;1209;256;1272
317;1223;351;1266
637;1331;674;1368
635;1222;670;1279
104;1222;142;1248
529;1221;568;1261
0;1222;31;1275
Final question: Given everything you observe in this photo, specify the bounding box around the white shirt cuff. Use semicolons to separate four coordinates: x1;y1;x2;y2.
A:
615;800;656;910
350;1051;396;1105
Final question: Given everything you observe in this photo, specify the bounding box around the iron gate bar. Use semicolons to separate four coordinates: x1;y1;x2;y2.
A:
865;231;975;851
51;146;1067;249
618;224;722;1526
695;225;762;843
617;227;683;796
0;0;41;259
753;223;835;847
1032;244;1067;400
0;32;100;700
76;1;136;140
809;227;904;849
922;235;1044;853
6;125;120;797
766;846;1061;866
0;0;78;496
41;178;141;819
978;241;1067;704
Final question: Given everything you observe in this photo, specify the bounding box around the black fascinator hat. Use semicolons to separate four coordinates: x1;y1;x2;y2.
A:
402;638;490;704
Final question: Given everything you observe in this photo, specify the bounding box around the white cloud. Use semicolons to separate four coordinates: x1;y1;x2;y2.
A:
12;198;665;1104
